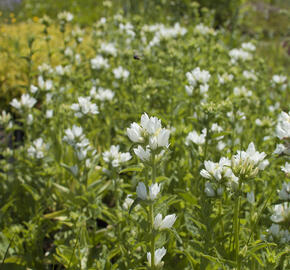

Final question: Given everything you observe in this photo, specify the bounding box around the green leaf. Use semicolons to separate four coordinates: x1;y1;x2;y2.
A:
119;165;144;174
44;209;67;219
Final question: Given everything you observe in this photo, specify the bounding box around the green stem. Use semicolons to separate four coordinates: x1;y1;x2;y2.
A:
149;204;155;269
219;198;224;238
152;153;156;184
149;153;156;269
233;191;241;270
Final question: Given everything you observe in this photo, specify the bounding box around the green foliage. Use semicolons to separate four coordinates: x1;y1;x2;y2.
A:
0;3;289;270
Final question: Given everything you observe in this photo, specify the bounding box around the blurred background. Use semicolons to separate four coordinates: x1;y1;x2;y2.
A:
0;0;289;109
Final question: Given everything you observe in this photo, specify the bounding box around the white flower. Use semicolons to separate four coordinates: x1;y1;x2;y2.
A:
185;85;194;96
233;86;252;97
229;48;252;64
63;125;84;145
273;144;286;155
91;55;109;70
147;247;166;267
204;181;215;197
71;96;99;117
186;129;207;145
10;94;37;111
127;122;143;143
247;191;255;204
217;141;226;151
154;213;177;230
30;85;38;93
276;111;290;140
58;11;73;22
267;224;290;244
38;76;53;91
64;47;73;57
200;84;209;94
27;138;47;159
234;142;266;166
100;42;117;56
281;162;290;175
38;63;53;74
141;113;162;135
136;182;161;201
123;195;134;210
134;146;151;161
200;157;232;182
278;182;290;201
195;23;216;35
243;70;257;81
241;42;256;51
231;142;267;178
211;123;223;133
149;183;161;200
136;182;147;200
27;114;33;125
103;145;131;167
271;203;290;223
218;73;234;84
272;75;287;85
187;67;211;85
45;110;53;119
113;66;130;80
91;87;115;101
149;128;170;150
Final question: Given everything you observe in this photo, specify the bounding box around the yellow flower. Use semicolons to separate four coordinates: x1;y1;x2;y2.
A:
33;16;39;23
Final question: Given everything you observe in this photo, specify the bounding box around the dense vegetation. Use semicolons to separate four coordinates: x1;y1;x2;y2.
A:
0;1;289;269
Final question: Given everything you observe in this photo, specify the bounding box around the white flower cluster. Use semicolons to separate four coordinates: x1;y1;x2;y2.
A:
91;55;109;70
113;66;130;80
119;22;135;38
186;129;207;146
38;63;53;74
27;138;48;159
38;76;53;91
233;86;252;97
58;11;74;23
218;73;234;85
200;157;238;196
185;67;211;96
281;162;290;175
241;42;256;51
103;145;131;168
243;70;257;81
194;23;216;35
143;23;187;48
271;75;287;91
229;45;253;64
271;203;290;224
231;142;268;179
90;87;115;102
127;113;170;161
136;182;161;201
10;94;37;111
63;125;95;162
71;96;99;118
274;111;290;155
71;26;84;43
264;224;290;244
54;65;72;76
147;247;166;268
279;181;290;201
100;42;117;56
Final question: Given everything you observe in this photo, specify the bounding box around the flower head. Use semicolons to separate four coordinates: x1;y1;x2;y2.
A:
147;247;166;267
154;213;177;230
